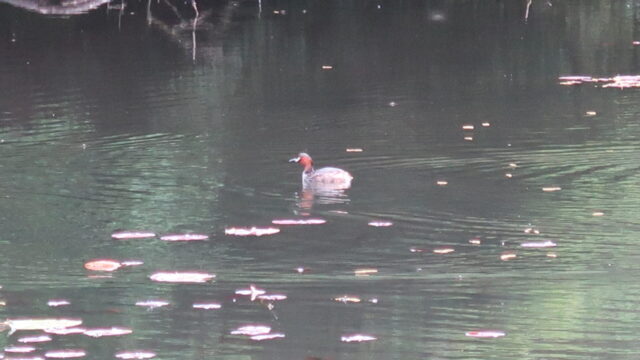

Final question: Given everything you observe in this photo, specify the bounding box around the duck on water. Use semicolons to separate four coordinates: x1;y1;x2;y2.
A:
289;153;353;189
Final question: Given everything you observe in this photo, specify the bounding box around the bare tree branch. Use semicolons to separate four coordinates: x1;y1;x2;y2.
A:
0;0;111;15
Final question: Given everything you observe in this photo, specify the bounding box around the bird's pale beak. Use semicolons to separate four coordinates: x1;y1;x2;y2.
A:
289;157;300;163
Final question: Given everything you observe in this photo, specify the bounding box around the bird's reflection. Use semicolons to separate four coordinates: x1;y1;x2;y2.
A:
294;185;350;214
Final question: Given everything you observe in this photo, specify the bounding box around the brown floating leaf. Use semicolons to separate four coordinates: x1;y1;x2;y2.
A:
84;259;121;272
433;247;455;254
500;252;517;261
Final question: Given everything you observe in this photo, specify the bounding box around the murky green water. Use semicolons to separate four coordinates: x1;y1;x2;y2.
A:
1;1;640;359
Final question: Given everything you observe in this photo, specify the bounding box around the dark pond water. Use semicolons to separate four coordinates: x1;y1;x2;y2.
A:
1;0;640;359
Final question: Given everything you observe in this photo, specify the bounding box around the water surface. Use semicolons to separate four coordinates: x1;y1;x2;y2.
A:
1;1;640;359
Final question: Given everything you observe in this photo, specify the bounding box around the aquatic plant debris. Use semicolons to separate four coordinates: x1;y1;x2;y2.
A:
558;75;640;88
271;218;326;225
84;259;121;272
83;327;132;337
224;227;280;236
149;272;215;283
111;231;156;240
340;334;377;342
115;351;156;359
44;349;86;358
160;234;208;241
465;330;506;338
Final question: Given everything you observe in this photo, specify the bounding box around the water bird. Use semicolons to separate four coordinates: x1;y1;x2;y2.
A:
289;153;353;189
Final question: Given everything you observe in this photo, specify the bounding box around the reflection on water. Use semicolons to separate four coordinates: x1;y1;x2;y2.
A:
1;0;640;359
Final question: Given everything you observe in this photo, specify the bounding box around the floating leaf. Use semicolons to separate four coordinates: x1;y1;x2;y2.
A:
354;268;377;276
5;345;36;353
135;300;169;308
45;327;86;335
235;285;266;301
18;335;52;343
45;349;86;358
433;247;455;254
521;241;556;248
121;260;144;267
542;186;562;192
230;325;271;336
500;252;517;261
192;302;222;310
111;231;156;240
257;294;287;301
84;260;121;272
83;327;132;338
225;227;280;237
149;272;215;283
368;221;393;227
272;219;326;225
341;334;377;342
465;330;506;338
47;299;70;307
115;351;156;359
160;234;208;242
251;333;285;341
334;295;361;303
4;318;82;333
